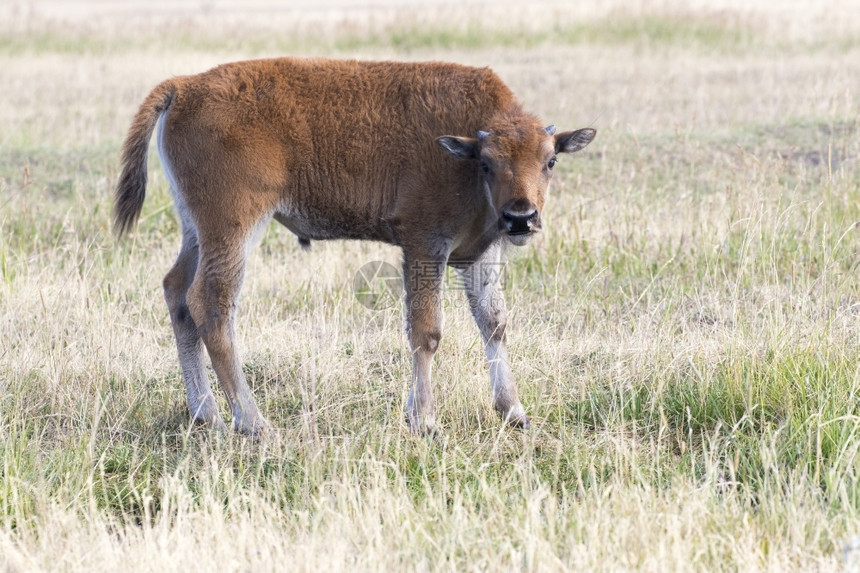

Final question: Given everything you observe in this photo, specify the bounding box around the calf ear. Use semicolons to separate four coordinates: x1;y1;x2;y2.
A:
555;128;596;154
437;136;479;160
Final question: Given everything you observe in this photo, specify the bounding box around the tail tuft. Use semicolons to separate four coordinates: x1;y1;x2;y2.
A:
114;80;177;237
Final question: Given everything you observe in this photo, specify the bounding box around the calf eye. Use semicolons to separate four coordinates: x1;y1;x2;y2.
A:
547;157;557;170
480;162;490;175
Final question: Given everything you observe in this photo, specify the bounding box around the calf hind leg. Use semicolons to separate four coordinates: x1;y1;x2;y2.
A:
186;232;267;436
163;229;226;429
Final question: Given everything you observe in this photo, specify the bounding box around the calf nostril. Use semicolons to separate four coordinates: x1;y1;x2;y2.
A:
502;209;536;220
502;209;538;234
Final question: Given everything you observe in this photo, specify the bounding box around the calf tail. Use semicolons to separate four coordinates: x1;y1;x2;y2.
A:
114;79;179;237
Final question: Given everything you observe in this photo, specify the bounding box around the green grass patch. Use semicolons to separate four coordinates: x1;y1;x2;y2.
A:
0;11;759;56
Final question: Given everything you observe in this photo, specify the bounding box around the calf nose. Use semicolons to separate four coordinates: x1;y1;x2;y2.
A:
501;209;539;235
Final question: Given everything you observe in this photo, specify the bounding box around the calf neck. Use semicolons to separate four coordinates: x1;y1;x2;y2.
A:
115;57;595;436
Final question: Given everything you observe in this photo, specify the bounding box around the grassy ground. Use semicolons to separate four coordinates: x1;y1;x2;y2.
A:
2;1;860;570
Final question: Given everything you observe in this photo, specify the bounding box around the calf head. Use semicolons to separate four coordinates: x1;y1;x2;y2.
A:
438;116;596;246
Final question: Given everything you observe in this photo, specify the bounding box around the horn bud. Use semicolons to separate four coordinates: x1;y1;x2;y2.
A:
544;125;556;136
476;130;490;141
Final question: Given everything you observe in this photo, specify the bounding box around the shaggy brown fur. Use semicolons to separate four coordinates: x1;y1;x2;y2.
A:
115;57;595;436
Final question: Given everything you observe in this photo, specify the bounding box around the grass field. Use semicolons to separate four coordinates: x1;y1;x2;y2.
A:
2;1;860;570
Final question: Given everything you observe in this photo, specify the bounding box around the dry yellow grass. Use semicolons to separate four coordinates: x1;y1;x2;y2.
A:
2;1;860;571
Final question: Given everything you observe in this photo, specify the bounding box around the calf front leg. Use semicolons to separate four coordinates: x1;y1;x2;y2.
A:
402;254;446;435
460;243;529;429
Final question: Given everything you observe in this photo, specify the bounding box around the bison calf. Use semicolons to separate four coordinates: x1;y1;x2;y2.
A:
115;57;595;436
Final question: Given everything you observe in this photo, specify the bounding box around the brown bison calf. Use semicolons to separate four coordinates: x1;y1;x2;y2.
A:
115;57;595;436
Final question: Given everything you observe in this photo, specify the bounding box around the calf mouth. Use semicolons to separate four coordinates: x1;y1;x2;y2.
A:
507;225;534;238
506;229;537;246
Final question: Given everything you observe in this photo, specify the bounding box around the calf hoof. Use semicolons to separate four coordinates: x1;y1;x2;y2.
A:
499;404;530;430
232;407;269;439
189;401;227;432
235;418;269;440
406;411;438;438
191;414;228;432
509;414;530;430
